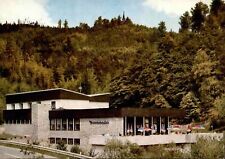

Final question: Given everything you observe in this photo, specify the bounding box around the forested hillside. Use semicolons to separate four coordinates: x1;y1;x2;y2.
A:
0;0;225;127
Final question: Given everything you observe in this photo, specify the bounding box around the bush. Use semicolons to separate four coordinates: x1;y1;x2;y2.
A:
56;140;67;151
143;144;184;158
99;139;144;159
70;145;82;154
191;137;225;159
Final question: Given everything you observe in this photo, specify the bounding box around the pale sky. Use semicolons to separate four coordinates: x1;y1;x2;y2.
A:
0;0;211;32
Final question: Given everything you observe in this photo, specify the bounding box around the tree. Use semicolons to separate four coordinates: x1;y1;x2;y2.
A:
63;19;68;28
179;11;191;32
94;16;103;29
158;21;166;36
212;93;225;119
180;92;200;123
191;2;209;32
210;0;224;15
58;19;62;28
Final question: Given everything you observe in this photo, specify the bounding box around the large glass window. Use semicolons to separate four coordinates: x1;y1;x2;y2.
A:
56;119;61;130
62;119;67;130
62;138;67;144
126;117;134;135
50;119;56;130
56;138;61;144
50;138;55;144
136;117;144;135
74;139;80;145
144;117;152;136
74;119;80;131
68;118;73;131
68;138;73;145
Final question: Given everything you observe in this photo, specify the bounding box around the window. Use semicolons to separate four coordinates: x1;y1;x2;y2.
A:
19;103;23;109
74;119;80;131
50;119;56;130
62;138;67;144
62;119;67;130
28;102;32;108
74;139;80;145
56;138;61;144
51;101;56;110
11;104;15;110
68;118;73;131
56;119;61;130
68;138;73;145
50;138;55;144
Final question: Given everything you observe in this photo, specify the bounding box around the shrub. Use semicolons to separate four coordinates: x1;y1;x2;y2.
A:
191;136;225;159
56;140;67;151
70;145;82;154
99;139;144;159
143;144;184;158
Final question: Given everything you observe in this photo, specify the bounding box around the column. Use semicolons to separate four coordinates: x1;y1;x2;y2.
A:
151;116;153;135
168;116;170;134
66;118;68;131
134;116;136;136
143;117;145;136
159;116;162;134
124;117;127;136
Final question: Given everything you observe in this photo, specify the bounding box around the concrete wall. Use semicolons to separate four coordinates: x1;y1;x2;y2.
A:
3;124;33;137
32;103;51;142
89;133;224;146
7;99;109;110
49;117;123;151
54;99;109;109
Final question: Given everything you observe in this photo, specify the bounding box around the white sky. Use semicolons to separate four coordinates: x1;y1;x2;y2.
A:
143;0;211;16
0;0;54;25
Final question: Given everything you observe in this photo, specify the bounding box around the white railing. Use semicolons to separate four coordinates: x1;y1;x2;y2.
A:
0;140;92;159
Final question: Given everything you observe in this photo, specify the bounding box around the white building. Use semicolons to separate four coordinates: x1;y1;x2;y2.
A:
3;88;185;151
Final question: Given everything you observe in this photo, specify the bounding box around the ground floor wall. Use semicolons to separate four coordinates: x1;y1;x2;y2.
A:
3;124;33;137
49;117;123;151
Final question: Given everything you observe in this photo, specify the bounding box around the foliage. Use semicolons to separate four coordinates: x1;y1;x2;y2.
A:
143;144;185;159
70;145;82;154
0;0;224;127
191;2;209;32
56;140;67;151
212;93;225;119
179;11;191;32
180;92;200;123
191;137;225;159
99;139;144;159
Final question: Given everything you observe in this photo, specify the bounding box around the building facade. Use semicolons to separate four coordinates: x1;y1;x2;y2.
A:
3;88;185;151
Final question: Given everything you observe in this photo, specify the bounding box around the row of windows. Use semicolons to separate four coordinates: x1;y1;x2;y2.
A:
50;118;80;131
10;103;32;109
5;120;31;124
49;137;80;145
10;101;56;110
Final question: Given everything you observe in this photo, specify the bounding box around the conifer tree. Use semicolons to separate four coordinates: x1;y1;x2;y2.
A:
179;11;191;32
191;2;209;32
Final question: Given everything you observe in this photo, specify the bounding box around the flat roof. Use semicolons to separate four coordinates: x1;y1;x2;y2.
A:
6;88;110;103
49;107;185;118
